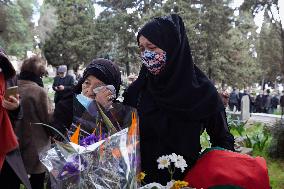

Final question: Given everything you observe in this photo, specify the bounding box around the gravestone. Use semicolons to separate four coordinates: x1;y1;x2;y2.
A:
241;95;250;121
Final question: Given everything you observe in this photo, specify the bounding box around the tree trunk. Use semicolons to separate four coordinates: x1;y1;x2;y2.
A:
125;61;130;76
0;8;7;33
221;80;225;89
261;77;265;90
280;25;284;77
207;49;213;79
143;0;150;14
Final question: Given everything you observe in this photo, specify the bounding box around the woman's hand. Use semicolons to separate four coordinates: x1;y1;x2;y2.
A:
95;87;114;110
2;94;20;111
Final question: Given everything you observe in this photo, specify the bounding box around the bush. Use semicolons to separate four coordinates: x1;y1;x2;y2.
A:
268;121;284;159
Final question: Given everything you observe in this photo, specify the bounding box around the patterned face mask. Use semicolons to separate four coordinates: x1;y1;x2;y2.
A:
141;50;167;75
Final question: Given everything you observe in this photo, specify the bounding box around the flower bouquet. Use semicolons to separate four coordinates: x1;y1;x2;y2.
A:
40;107;140;189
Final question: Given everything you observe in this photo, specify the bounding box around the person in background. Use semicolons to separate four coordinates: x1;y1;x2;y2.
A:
270;92;279;114
15;56;53;189
123;14;234;184
263;89;272;113
238;89;244;111
52;65;75;104
0;47;31;189
229;87;239;111
219;88;229;109
127;74;138;85
255;92;264;113
280;90;284;118
249;92;256;113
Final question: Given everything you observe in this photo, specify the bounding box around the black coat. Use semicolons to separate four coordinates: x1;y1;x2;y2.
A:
124;86;235;184
52;75;75;103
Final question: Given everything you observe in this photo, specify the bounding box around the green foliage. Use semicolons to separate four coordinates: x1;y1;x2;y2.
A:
0;0;35;57
256;11;282;82
39;0;264;83
42;0;98;69
227;116;247;136
252;141;284;189
267;159;284;189
252;132;269;151
200;130;211;150
243;124;270;152
229;119;270;152
241;0;284;77
94;10;141;74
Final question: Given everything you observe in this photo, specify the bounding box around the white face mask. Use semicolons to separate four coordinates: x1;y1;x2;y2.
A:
0;68;2;72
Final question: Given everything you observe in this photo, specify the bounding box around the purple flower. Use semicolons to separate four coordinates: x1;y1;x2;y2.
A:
80;133;107;146
58;155;88;180
58;162;80;180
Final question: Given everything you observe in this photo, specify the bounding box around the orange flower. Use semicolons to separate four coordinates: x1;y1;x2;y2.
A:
128;112;138;140
70;124;80;144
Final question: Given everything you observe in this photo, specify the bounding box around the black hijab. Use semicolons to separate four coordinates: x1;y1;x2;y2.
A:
135;14;224;120
74;58;121;98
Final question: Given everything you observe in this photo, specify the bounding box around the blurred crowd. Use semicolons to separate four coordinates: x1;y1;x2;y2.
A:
219;87;284;115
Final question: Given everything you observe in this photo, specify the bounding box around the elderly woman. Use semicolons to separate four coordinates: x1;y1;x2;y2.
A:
123;14;235;184
52;58;131;140
15;56;53;189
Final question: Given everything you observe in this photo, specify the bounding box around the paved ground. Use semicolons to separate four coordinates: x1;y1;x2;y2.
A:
249;113;281;126
227;111;282;126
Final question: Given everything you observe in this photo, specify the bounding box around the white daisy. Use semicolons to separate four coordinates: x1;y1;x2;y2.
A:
174;157;187;172
157;155;170;169
169;153;179;163
169;153;188;172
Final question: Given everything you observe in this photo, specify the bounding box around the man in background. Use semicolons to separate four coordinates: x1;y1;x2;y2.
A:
52;65;75;104
280;90;284;118
229;87;239;111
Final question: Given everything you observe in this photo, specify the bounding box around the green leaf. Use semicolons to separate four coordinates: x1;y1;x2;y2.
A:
96;102;118;135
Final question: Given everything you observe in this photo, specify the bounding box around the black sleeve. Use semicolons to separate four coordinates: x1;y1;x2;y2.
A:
123;81;140;108
52;77;58;91
63;76;75;91
51;93;74;137
204;111;235;151
123;67;147;108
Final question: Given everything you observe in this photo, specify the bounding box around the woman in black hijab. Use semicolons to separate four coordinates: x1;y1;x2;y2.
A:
123;14;234;184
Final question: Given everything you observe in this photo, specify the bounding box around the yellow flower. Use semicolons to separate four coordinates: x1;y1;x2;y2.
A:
137;172;146;182
171;180;188;189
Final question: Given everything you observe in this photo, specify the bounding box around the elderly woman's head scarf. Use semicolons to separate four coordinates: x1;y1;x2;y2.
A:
74;58;121;99
133;14;223;120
